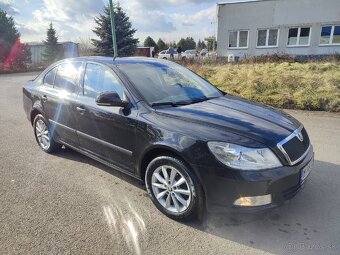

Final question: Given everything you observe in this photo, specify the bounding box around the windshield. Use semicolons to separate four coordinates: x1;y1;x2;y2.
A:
117;62;222;106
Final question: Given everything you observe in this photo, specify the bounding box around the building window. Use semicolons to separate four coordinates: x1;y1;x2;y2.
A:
320;25;340;45
228;30;249;49
287;27;311;46
257;29;279;47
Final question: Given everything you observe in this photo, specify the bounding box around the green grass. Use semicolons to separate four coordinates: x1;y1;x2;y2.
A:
183;61;340;112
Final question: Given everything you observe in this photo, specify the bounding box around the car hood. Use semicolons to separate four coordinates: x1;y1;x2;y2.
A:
155;95;301;147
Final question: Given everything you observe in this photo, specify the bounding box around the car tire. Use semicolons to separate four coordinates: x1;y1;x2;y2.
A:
163;57;167;60
33;114;61;154
145;155;204;221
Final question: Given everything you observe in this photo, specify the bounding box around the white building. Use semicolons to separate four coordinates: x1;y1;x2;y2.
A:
216;0;340;59
28;42;79;66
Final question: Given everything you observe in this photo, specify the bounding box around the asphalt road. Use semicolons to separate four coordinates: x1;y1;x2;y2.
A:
0;72;339;255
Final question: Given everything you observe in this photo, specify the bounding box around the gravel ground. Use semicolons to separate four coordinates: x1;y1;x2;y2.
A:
0;72;339;255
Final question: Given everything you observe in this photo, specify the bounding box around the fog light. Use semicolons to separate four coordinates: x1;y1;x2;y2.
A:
233;194;272;207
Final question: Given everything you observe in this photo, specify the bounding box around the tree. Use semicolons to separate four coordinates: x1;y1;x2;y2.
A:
207;40;217;52
177;37;196;51
168;41;177;48
92;3;139;57
205;36;217;52
42;23;62;64
157;38;167;52
3;38;31;70
144;36;157;52
0;8;20;62
0;9;31;70
196;39;207;51
76;37;95;56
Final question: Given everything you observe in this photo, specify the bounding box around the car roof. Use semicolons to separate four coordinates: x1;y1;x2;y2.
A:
64;56;167;65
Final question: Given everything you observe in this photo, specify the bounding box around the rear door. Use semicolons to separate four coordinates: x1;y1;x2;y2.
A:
41;61;82;147
74;63;137;172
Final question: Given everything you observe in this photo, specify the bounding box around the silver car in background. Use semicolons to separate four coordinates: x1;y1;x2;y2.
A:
182;49;197;59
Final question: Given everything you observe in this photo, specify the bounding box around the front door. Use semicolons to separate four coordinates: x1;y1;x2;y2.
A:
74;63;137;172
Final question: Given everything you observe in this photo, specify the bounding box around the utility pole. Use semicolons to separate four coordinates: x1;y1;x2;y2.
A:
108;0;118;59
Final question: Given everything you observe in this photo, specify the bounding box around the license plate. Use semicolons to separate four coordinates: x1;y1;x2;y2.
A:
301;158;314;183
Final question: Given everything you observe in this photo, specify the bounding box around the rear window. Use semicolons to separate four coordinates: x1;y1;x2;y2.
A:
43;67;57;86
54;62;82;93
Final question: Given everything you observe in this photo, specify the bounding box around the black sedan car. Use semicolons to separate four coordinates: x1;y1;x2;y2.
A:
23;57;313;221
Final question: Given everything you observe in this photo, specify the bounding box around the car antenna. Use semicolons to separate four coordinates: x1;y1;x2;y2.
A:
109;0;118;61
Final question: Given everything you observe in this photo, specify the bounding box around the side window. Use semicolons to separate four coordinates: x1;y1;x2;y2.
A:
54;62;82;93
43;67;57;86
83;63;125;99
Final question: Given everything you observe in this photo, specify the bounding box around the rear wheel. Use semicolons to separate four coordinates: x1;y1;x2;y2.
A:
33;114;61;153
145;156;204;221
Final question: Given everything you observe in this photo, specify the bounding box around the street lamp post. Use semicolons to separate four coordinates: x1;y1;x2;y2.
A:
108;0;118;59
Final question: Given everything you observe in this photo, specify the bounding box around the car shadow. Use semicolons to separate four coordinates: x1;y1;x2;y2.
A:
51;148;340;254
54;146;145;190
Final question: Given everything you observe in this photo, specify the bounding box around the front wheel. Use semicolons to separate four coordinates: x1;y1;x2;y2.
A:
145;156;204;221
33;114;61;153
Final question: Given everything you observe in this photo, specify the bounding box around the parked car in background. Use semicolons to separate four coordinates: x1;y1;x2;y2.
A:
182;49;197;59
158;49;181;60
23;57;314;221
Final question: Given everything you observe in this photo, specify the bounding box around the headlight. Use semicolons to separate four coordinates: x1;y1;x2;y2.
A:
208;142;282;170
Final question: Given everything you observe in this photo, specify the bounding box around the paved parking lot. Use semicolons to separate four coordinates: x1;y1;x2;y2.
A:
0;72;339;255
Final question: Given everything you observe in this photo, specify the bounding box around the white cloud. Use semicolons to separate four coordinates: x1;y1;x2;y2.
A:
18;0;217;44
121;0;216;43
0;0;20;15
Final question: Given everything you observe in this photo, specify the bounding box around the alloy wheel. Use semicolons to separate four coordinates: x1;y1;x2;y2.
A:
151;165;192;213
35;119;50;150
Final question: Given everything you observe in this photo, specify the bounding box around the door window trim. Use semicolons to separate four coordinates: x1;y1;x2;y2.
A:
81;61;136;107
42;66;58;87
53;61;83;94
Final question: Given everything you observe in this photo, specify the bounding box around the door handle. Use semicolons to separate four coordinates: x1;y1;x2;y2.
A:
76;106;86;114
42;95;48;102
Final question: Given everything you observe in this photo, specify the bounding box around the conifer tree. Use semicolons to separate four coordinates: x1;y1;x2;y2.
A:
42;23;62;64
0;9;31;70
92;3;138;57
157;39;167;52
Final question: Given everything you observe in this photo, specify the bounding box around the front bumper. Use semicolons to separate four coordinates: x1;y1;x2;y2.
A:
192;146;314;213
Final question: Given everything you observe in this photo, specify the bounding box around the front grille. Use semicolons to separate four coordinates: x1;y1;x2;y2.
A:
282;183;302;200
277;127;310;165
282;128;310;162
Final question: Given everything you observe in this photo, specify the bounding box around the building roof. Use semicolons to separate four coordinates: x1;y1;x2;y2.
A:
65;56;166;65
28;41;78;46
217;0;268;5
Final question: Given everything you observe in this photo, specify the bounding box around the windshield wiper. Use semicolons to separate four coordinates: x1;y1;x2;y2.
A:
151;97;219;107
151;101;192;107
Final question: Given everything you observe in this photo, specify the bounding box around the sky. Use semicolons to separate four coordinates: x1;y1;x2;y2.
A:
0;0;223;44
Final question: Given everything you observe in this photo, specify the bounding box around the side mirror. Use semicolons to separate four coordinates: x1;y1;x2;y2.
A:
95;92;129;108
